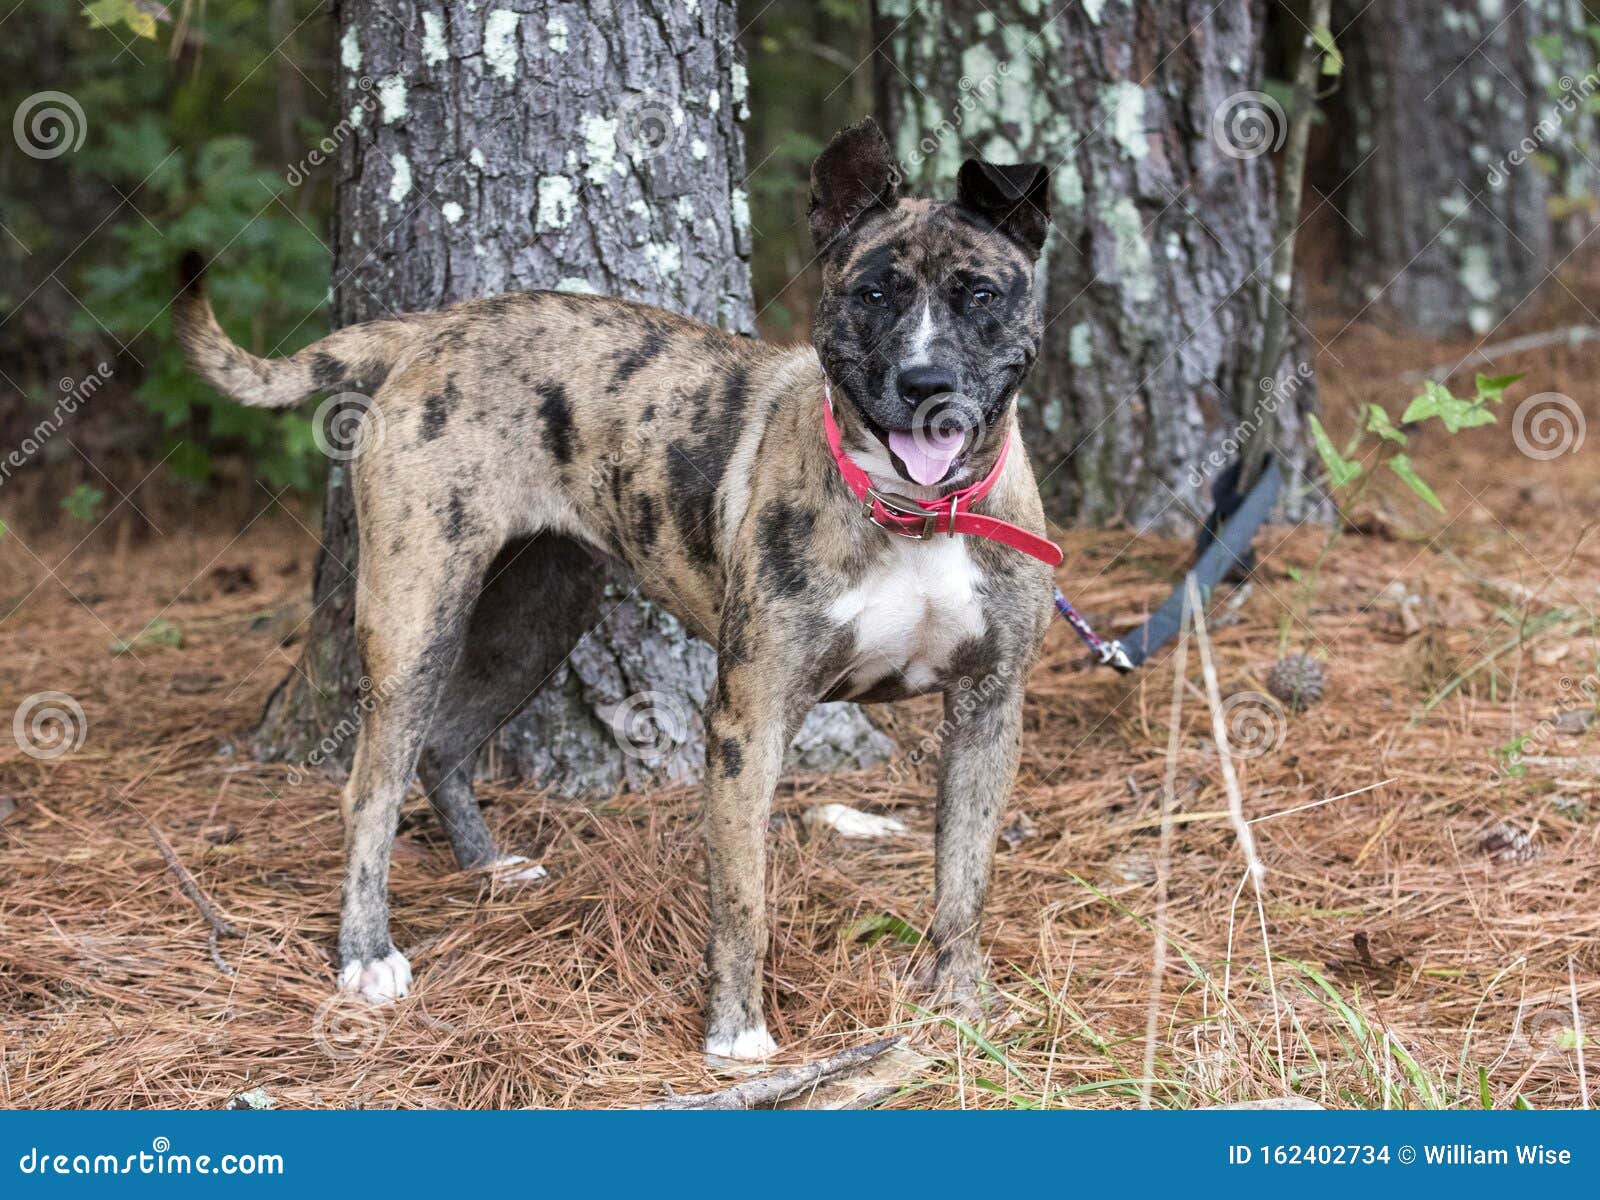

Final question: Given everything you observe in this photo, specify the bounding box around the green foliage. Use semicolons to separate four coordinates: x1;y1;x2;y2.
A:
1;1;335;495
1311;25;1343;76
60;483;106;522
1313;374;1520;513
84;0;159;39
110;618;183;655
841;912;922;946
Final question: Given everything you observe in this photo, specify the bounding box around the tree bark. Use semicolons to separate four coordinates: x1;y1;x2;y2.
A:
255;0;889;790
1338;0;1598;337
873;0;1318;533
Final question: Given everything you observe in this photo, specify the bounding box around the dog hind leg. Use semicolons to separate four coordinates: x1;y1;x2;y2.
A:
415;533;608;872
336;522;504;1002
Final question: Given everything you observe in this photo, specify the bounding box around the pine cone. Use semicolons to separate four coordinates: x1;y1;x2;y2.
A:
1266;653;1326;711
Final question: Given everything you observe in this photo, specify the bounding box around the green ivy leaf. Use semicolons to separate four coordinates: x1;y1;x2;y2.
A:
1387;453;1444;513
1401;381;1497;432
1312;25;1344;76
1309;414;1362;488
1474;372;1521;403
1365;403;1407;444
84;0;158;39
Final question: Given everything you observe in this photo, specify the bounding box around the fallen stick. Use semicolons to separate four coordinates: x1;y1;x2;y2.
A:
1400;325;1600;384
147;822;240;977
642;1036;909;1110
1520;755;1600;776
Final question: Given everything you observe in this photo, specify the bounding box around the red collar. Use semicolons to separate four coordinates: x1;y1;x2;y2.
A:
821;377;1063;566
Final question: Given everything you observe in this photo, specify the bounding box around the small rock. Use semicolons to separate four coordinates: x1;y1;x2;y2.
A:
1108;849;1157;885
1553;708;1595;736
226;1087;275;1110
803;803;907;839
171;672;224;695
998;812;1037;850
0;796;17;824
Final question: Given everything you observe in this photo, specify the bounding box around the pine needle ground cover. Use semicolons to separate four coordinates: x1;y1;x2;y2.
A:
1;297;1596;1110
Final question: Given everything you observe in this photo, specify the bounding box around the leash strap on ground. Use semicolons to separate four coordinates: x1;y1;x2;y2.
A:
1054;458;1283;673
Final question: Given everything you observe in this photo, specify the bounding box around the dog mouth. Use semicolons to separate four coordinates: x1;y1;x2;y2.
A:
858;408;977;487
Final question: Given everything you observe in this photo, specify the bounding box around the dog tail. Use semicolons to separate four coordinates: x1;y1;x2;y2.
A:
173;251;421;408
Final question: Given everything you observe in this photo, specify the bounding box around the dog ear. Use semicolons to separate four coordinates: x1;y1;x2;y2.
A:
954;159;1051;259
808;118;901;254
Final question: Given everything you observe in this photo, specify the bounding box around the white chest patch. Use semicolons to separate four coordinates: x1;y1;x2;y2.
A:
827;534;988;694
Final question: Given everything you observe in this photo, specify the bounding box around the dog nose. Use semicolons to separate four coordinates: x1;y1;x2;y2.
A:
897;365;957;406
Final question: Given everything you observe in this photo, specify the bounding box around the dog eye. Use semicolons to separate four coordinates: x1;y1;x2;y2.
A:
967;288;997;310
858;287;888;307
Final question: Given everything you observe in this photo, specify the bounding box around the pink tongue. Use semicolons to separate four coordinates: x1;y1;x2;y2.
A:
887;428;963;486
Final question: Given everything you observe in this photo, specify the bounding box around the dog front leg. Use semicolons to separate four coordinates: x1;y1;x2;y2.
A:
929;675;1025;1005
700;652;796;1061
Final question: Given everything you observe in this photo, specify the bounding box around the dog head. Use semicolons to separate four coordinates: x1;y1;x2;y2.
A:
808;118;1049;490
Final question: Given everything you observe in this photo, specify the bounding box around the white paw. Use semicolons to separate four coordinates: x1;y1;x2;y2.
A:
489;854;549;884
704;1025;779;1061
337;948;412;1003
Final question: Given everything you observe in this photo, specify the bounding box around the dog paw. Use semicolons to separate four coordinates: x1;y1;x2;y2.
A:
488;854;548;884
337;949;412;1003
703;1025;779;1062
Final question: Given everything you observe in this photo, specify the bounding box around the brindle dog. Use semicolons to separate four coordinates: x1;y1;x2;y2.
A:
176;119;1055;1059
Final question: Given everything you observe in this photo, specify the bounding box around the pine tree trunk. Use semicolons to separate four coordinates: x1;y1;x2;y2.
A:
1339;0;1598;337
255;0;889;790
874;0;1318;532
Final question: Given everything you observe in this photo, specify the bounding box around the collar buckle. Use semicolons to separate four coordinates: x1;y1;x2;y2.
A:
863;487;939;539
